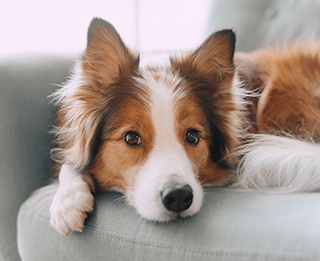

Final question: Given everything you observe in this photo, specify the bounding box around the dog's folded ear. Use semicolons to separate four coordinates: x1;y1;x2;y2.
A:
82;18;140;85
171;29;236;82
234;52;263;92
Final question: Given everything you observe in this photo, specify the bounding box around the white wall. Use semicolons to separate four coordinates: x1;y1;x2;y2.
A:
0;0;211;55
138;0;211;52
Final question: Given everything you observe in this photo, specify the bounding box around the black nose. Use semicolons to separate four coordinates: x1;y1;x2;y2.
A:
161;184;193;212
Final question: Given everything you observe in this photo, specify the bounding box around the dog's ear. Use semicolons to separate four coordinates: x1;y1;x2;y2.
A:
234;52;264;92
52;18;140;172
170;30;240;166
234;52;266;133
171;29;235;82
82;18;140;85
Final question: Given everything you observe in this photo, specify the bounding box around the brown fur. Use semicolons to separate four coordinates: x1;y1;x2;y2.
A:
171;30;242;169
53;19;242;197
50;19;320;236
53;19;140;173
236;41;320;140
87;98;155;191
174;89;231;185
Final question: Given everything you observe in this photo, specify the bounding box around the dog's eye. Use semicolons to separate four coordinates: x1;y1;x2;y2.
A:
124;132;142;146
186;130;200;145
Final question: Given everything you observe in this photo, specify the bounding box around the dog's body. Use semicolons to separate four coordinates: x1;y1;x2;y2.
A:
49;18;320;235
233;43;320;192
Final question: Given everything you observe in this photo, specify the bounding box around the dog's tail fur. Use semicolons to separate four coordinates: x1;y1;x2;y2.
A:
231;134;320;192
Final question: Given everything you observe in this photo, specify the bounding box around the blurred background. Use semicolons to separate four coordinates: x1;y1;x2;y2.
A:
0;0;212;55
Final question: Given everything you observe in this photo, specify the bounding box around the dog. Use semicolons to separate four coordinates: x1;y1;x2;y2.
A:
49;17;320;236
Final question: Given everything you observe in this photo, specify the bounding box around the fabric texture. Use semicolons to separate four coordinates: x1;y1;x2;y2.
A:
0;53;76;261
18;184;320;261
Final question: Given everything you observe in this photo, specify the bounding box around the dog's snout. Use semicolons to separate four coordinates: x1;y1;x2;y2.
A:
161;184;193;212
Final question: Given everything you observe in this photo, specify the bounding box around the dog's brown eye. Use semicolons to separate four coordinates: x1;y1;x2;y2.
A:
186;130;200;145
124;132;141;146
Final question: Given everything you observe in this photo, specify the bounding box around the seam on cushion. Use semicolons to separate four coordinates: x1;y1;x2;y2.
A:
88;229;316;261
19;205;318;261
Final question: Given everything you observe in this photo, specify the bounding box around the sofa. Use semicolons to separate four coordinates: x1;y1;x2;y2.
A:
2;1;320;260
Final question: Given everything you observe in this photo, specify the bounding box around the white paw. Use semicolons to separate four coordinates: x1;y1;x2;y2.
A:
50;175;94;236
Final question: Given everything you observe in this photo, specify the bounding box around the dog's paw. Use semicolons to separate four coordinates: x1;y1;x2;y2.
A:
50;176;94;236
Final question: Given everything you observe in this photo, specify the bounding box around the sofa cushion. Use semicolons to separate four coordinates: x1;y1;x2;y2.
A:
206;0;320;52
18;183;320;261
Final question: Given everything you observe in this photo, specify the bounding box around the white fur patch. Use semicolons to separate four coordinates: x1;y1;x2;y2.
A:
130;71;203;221
50;61;84;106
50;61;101;171
50;164;94;235
233;134;320;192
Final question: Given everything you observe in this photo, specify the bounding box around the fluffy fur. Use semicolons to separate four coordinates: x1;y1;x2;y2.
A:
49;18;320;236
231;41;320;193
49;18;242;235
231;134;320;192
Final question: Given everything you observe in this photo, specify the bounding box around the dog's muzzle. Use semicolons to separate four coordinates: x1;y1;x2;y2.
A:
161;184;193;212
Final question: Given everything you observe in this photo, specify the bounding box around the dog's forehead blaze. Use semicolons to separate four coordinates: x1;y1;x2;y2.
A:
135;70;221;182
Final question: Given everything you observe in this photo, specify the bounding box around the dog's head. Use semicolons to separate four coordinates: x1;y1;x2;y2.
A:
53;18;242;221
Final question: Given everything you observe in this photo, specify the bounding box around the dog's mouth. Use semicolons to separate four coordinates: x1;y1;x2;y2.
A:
166;211;194;222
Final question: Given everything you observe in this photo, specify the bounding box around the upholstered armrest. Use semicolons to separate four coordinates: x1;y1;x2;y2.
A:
18;184;320;261
0;53;75;261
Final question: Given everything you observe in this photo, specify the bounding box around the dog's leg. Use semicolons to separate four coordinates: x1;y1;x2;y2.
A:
50;164;94;236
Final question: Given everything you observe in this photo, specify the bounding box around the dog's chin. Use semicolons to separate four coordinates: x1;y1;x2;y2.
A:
165;206;202;222
128;186;203;222
136;205;201;223
152;210;193;223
